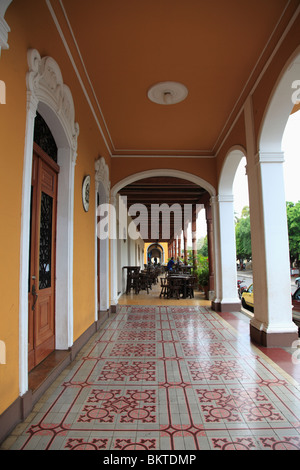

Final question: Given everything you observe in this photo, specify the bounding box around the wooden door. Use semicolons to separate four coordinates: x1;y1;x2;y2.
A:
28;143;59;371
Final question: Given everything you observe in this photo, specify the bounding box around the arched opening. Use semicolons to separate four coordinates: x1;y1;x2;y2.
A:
213;147;247;312
146;243;165;265
247;49;300;346
110;169;216;306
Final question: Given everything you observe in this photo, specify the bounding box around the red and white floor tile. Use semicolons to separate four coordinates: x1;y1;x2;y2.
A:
4;305;300;450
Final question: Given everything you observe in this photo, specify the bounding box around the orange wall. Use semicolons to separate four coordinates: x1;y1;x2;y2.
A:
215;112;247;182
0;49;26;415
0;0;111;414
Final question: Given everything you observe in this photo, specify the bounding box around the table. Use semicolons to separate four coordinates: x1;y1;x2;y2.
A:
168;274;194;299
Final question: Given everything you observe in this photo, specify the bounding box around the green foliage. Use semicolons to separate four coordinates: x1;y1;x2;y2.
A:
286;201;300;265
196;254;209;287
235;206;252;261
198;236;208;257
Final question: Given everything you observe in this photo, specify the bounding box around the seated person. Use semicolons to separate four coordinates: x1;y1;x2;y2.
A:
167;257;175;272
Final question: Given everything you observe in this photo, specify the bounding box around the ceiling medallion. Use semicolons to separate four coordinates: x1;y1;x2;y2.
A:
147;81;188;105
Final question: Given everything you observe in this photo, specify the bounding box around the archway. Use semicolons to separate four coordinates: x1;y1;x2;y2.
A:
112;169;216;196
247;49;300;346
19;49;79;394
147;243;165;265
213;147;247;312
110;169;216;307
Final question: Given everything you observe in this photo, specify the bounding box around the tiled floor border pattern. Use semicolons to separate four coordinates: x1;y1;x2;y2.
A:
4;305;300;450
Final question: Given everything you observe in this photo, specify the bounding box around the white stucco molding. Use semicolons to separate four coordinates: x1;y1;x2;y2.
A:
95;156;110;198
27;49;79;161
0;0;12;53
255;151;285;165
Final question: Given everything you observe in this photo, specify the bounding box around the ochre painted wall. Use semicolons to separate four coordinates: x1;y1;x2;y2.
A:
0;0;111;415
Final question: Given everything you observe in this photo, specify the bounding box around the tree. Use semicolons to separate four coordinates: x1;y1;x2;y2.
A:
286;201;300;267
235;206;252;266
198;236;208;257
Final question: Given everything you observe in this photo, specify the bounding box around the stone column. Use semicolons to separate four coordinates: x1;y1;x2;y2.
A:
192;206;197;267
211;195;240;312
247;151;298;346
205;203;215;294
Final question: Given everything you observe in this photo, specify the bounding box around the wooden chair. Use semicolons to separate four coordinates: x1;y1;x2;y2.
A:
186;275;197;298
168;278;182;299
139;273;150;294
159;277;169;298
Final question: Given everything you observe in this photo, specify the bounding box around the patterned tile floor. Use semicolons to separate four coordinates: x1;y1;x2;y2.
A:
2;304;300;451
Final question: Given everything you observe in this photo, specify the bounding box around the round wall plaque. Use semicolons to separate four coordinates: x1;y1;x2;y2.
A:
82;175;91;212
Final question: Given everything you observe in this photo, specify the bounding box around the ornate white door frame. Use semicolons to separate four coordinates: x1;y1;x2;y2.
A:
19;49;79;395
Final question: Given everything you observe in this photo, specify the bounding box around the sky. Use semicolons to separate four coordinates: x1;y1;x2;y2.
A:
194;110;300;242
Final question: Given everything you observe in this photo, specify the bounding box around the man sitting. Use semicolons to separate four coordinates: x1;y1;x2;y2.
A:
167;257;175;272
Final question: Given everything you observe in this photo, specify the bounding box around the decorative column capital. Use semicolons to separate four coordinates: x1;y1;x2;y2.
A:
216;195;234;204
256;151;285;164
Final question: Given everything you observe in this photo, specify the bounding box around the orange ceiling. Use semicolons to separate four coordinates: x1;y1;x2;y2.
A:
60;0;292;157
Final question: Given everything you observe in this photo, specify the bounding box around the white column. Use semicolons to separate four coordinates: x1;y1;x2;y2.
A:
212;195;240;311
19;98;37;396
55;151;75;349
99;225;110;312
245;95;298;346
247;151;298;345
109;195;118;312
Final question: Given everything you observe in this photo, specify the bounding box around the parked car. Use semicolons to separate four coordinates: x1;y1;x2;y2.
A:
295;277;300;288
242;284;300;315
241;284;254;312
292;287;300;312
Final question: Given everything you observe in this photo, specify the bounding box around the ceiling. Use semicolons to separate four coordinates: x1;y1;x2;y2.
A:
119;176;209;242
60;0;293;157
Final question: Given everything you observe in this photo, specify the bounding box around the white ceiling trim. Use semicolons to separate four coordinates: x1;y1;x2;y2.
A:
111;154;215;159
46;0;113;156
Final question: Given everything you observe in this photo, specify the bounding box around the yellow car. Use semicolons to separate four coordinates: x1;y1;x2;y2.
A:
241;284;254;311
